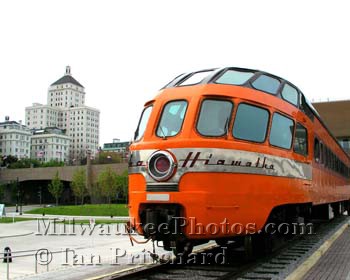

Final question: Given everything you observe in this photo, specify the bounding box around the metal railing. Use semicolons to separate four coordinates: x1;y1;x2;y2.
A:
0;248;56;280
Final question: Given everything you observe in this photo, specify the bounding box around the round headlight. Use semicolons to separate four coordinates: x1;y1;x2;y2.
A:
147;151;176;181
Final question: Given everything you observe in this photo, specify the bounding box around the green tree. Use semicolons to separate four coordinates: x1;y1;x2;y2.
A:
87;182;103;204
98;167;118;204
116;170;128;203
42;160;64;167
0;184;5;202
48;171;64;206
1;155;18;167
7;158;41;169
93;151;122;164
71;168;86;205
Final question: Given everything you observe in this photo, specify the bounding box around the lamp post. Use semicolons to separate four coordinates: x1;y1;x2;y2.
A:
16;194;19;213
15;177;19;213
17;177;22;215
38;186;42;206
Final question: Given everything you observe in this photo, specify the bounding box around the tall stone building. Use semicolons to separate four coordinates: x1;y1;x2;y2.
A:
25;66;100;162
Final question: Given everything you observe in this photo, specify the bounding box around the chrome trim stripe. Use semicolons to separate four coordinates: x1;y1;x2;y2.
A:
129;148;312;183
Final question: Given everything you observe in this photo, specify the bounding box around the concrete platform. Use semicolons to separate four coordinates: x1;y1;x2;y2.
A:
302;227;350;280
0;221;34;238
0;219;169;279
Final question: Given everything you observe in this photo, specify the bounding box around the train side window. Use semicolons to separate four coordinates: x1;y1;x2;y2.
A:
330;153;333;170
320;142;324;164
327;149;331;169
197;99;233;137
156;100;188;137
294;123;308;156
215;69;255;85
300;94;315;121
281;83;299;107
269;112;294;149
341;162;344;175
314;138;320;162
134;105;153;141
252;74;281;95
331;153;334;170
233;103;269;142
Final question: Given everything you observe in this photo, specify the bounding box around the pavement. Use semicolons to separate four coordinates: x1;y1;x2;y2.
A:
0;205;164;279
5;205;42;214
0;216;169;280
4;205;349;279
4;204;129;221
302;226;350;280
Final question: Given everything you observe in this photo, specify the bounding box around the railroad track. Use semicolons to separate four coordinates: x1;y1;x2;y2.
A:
95;216;349;280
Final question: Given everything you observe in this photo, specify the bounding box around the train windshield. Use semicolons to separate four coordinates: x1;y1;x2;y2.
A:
156;100;188;137
134;105;153;141
197;99;233;136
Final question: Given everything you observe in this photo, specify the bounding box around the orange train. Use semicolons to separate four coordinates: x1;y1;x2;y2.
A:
128;67;350;254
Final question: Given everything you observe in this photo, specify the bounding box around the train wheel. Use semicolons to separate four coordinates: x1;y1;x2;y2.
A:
263;234;273;254
244;234;272;260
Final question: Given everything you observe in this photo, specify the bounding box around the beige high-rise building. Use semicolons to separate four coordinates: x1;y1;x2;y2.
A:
25;66;100;162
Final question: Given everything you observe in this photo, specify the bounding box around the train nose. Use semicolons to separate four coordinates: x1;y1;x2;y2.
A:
147;150;177;181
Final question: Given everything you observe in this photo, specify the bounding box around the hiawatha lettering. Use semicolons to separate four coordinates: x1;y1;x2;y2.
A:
129;151;274;171
179;152;274;170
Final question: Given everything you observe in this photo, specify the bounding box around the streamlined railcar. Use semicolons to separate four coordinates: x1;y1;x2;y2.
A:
128;67;350;256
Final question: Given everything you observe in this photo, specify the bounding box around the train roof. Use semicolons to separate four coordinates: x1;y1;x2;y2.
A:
162;66;321;116
161;67;349;160
163;67;317;107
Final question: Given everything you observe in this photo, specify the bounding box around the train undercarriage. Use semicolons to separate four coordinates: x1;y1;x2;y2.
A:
136;200;350;259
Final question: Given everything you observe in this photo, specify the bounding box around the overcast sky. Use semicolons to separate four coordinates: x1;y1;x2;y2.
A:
1;0;349;145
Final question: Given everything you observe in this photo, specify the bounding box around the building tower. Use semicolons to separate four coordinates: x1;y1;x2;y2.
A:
48;66;85;108
25;66;100;163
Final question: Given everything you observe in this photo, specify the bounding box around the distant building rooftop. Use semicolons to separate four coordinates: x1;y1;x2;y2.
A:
312;100;350;138
312;100;350;154
32;127;67;135
103;140;130;152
